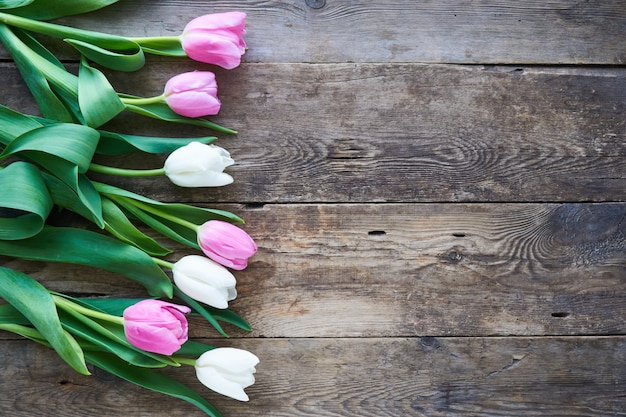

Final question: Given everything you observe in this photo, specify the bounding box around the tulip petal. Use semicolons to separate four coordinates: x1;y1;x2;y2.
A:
195;347;260;372
123;300;190;355
163;143;235;188
196;367;250;401
173;255;237;309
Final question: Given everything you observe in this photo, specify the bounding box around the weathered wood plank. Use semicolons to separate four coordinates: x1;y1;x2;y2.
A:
9;0;625;65
2;203;624;338
0;336;624;416
2;63;623;203
93;63;626;203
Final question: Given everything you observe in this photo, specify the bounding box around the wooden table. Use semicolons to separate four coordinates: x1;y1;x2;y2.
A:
1;1;625;416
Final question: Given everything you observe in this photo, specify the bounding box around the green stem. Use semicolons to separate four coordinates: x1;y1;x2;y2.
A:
0;323;46;342
0;11;133;49
130;36;181;44
120;94;166;106
152;257;175;270
52;295;124;325
89;162;165;177
172;356;197;366
116;196;200;232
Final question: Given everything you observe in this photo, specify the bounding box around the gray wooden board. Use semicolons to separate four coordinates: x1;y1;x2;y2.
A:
0;337;624;416
1;203;624;338
0;1;624;416
2;63;623;203
11;0;626;65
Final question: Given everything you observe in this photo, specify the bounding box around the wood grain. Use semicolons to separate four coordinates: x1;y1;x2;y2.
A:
2;62;624;204
1;202;624;338
7;0;625;65
0;1;624;415
0;336;624;416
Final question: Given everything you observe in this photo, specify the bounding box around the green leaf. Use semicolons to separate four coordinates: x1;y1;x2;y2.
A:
135;37;186;57
95;182;242;249
0;267;89;375
42;172;105;228
175;288;252;334
78;58;125;127
174;288;228;337
0;302;30;325
123;101;237;135
0;104;43;146
0;161;53;240
0;226;173;298
176;339;215;357
0;0;34;9
101;195;172;256
96;130;217;155
75;297;145;317
203;306;252;333
67;38;145;72
7;0;119;19
0;123;99;173
85;351;224;417
1;125;102;220
0;24;77;122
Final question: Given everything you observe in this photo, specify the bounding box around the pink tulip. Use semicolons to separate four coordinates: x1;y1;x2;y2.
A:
123;300;191;355
164;71;221;118
181;12;247;69
197;220;257;270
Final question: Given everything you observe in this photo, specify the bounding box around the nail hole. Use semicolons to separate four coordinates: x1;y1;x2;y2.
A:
58;379;71;385
452;233;466;237
448;251;463;262
305;0;326;8
551;312;571;318
368;230;386;236
244;203;265;210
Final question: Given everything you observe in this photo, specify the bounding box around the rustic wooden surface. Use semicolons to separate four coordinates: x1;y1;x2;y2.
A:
1;1;626;416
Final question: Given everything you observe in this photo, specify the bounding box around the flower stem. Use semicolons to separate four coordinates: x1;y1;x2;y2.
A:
120;94;166;106
0;11;132;49
172;356;198;366
52;295;124;325
152;257;175;270
116;196;200;232
130;36;181;44
88;163;165;177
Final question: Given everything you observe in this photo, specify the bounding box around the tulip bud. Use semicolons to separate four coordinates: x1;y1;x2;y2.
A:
163;142;234;187
123;300;191;355
172;255;237;309
197;220;257;270
164;71;221;118
195;347;259;401
181;12;247;70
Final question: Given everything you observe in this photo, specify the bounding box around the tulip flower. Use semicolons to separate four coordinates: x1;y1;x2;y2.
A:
89;141;234;188
163;71;221;118
123;299;191;355
181;12;247;69
164;142;234;187
197;220;257;270
119;71;221;118
195;347;259;401
172;255;237;309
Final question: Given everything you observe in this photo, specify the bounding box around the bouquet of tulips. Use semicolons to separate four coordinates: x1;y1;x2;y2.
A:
0;1;259;415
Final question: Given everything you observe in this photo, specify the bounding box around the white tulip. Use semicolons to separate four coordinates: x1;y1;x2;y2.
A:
195;347;259;401
163;142;234;187
172;255;237;309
